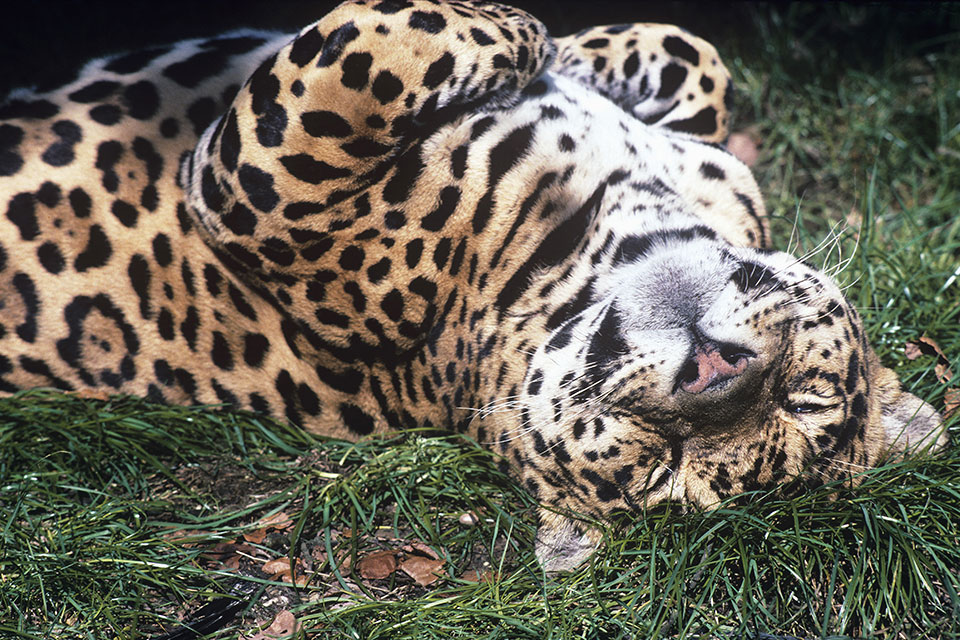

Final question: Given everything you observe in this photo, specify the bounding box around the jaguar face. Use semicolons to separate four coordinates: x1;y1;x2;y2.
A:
518;235;945;570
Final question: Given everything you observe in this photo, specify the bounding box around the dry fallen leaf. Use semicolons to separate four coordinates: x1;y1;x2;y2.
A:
241;610;299;640
400;554;445;586
905;335;953;383
357;549;398;580
726;131;760;167
945;388;960;418
461;568;497;583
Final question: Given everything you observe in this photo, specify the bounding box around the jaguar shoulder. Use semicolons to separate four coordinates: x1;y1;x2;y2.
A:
0;0;945;571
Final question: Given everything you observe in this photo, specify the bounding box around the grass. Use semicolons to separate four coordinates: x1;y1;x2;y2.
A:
2;5;959;639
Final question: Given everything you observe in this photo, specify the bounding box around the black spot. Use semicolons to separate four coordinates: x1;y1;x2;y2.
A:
37;242;64;274
405;239;423;268
586;305;628;372
68;80;120;103
341;403;375;435
42;120;82;167
317;22;360;68
420;186;460;231
12;273;39;343
128;254;152;319
211;331;234;371
222;203;257;235
186;97;218;136
89;104;122;125
845;353;860;393
280;153;351;184
582;38;610;49
470;27;495;46
341;137;392;158
243;332;269;367
0;98;59;120
339;245;365;271
546;321;574;352
238;163;279;212
381;289;404;321
559;134;576;152
66;188;91;219
665;106;718;136
0;123;24;176
163;51;228;88
409;10;446;33
6;193;38;240
95;140;124;193
316;365;364;394
289;28;325;67
123;81;160;119
111;200;139;228
699;74;715;93
472;124;535;234
497;183;605;312
180;306;200;350
614;226;717;265
423;52;455;89
315;307;350;328
105;47;170;74
341;51;373;90
384;210;406;229
450;145;467;178
663;35;700;66
382;143;423;204
229;284;257;320
656;64;688;99
371;70;404;104
623;51;640;79
367;257;391;284
160;117;180;138
373;0;412;14
593;56;607;73
732;260;778;293
75;225;112;272
699;161;725;180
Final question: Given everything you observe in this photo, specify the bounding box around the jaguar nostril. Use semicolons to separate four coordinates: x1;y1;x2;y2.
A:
676;358;700;388
719;342;755;367
675;339;754;395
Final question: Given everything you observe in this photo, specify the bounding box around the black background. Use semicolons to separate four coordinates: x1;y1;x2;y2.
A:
1;1;958;100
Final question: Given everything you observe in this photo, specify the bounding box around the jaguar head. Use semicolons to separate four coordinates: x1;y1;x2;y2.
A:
518;232;945;571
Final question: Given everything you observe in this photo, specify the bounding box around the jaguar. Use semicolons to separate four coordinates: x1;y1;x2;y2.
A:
0;0;946;571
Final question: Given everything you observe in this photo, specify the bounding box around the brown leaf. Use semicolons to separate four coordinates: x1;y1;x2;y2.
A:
402;542;440;559
258;511;294;531
399;554;445;587
240;610;299;640
945;388;960;418
262;558;293;575
242;528;268;544
905;335;953;383
461;568;497;583
357;549;398;580
726;131;760;167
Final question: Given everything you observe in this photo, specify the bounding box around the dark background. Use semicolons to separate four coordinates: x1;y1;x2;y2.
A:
1;1;958;100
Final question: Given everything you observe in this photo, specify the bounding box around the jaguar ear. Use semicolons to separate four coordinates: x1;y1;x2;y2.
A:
875;362;948;455
534;509;602;573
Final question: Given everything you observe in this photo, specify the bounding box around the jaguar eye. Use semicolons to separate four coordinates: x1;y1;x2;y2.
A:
784;393;840;414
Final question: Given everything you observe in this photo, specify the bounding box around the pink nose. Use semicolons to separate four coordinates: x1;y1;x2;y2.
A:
679;342;751;394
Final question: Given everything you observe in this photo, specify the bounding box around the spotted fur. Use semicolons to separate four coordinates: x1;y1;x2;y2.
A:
0;0;945;570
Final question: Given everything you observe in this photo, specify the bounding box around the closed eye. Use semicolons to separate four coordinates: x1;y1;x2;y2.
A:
784;392;841;414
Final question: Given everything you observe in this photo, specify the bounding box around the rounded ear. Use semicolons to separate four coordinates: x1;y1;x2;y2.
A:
534;509;602;573
874;362;948;455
